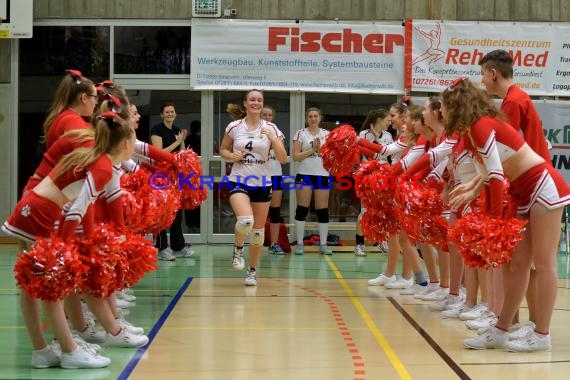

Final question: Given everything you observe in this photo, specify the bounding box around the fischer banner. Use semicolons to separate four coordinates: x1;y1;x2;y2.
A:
191;19;405;93
406;20;570;96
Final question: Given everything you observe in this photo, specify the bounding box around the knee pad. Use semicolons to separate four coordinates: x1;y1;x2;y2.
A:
235;215;254;235
269;206;282;224
316;208;329;224
295;206;309;221
250;228;264;247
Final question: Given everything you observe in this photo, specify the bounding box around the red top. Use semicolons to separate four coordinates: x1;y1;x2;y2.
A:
502;85;551;162
45;109;92;149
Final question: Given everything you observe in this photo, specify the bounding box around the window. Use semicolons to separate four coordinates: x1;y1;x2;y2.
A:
114;26;190;74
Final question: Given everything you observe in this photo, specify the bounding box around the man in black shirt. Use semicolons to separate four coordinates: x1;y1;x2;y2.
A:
150;103;192;260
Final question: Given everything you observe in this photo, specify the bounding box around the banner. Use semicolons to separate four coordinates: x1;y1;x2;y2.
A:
407;20;570;96
190;19;405;93
535;101;570;182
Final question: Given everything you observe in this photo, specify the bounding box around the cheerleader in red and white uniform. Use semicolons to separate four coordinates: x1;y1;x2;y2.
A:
2;112;134;368
358;105;429;294
443;78;570;352
354;109;394;257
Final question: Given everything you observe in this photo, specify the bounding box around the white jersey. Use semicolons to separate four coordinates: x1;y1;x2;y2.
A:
268;128;285;176
358;129;394;164
294;127;330;176
226;118;282;187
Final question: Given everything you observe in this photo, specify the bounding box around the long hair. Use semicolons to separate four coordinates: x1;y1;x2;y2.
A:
43;72;95;139
53;113;133;179
226;103;246;120
441;78;500;135
360;109;389;132
95;83;131;120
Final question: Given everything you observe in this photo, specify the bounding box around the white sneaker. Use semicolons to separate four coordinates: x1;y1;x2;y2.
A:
60;346;111;369
354;244;367;256
508;321;536;341
116;290;136;302
31;345;61;369
421;287;449;301
157;248;176;261
173;246;194;258
505;331;551;352
401;283;426;295
244;268;257;286
116;317;144;335
81;301;96;325
459;303;488;321
413;282;439;299
232;247;245;271
385;277;413;289
428;293;463;312
54;335;102;355
105;328;149;348
465;311;498;330
441;302;473;319
368;273;396;286
463;326;506;350
116;298;135;309
76;321;106;343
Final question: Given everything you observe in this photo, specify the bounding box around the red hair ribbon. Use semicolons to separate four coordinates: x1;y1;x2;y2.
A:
96;80;114;93
401;95;412;107
97;111;123;124
103;93;122;113
449;76;467;90
65;69;83;83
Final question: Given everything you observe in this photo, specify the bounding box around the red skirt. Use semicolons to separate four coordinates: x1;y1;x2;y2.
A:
509;162;570;214
1;191;61;242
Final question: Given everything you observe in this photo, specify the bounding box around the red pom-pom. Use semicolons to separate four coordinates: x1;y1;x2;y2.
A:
360;208;400;241
121;232;158;287
449;214;527;268
77;224;128;298
121;168;180;234
157;149;208;210
14;236;87;301
396;180;449;247
321;125;360;175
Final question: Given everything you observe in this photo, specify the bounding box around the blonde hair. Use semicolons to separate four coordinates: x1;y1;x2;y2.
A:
95;84;131;120
43;73;95;140
226;103;246;120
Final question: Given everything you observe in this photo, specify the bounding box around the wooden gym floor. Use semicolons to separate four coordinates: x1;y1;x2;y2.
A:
0;243;569;380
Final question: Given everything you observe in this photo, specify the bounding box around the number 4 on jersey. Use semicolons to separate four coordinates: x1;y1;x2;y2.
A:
245;141;253;151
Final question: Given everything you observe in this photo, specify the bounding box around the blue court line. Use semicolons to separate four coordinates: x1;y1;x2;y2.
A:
117;277;193;380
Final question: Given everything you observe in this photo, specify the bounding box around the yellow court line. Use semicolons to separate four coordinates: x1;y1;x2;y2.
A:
325;256;412;380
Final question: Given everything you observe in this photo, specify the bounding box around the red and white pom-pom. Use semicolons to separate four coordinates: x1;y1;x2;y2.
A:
77;224;128;297
14;236;87;301
320;125;360;175
121;232;158;287
396;180;449;246
174;149;208;210
122;189;144;233
144;187;180;233
360;208;400;242
354;161;394;207
449;214;527;268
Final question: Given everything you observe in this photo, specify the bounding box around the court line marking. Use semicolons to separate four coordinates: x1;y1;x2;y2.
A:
275;278;367;380
387;297;472;380
117;277;193;380
325;256;412;380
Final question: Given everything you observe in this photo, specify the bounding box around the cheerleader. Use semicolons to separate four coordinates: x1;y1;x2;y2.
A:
443;78;569;352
